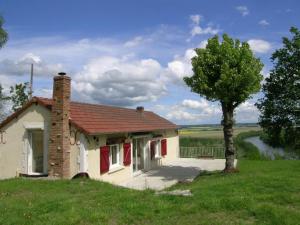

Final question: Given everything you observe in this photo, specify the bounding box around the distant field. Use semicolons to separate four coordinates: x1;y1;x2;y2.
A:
179;125;263;159
179;125;261;139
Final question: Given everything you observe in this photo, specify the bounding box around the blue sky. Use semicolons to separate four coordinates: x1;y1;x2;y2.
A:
0;0;299;124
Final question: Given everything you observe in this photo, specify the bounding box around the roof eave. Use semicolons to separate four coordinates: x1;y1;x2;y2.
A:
0;97;41;130
85;126;179;136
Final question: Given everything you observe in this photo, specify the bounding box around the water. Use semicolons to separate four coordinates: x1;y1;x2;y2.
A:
244;136;298;160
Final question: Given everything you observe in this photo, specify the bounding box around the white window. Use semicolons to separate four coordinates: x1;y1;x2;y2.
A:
155;140;161;158
109;144;120;168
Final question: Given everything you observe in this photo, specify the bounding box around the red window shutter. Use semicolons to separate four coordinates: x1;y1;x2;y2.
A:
123;143;131;166
100;146;110;174
161;139;167;156
150;141;156;160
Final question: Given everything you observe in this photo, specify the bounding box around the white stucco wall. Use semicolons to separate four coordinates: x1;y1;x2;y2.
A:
69;126;80;178
86;133;132;184
81;129;179;184
0;104;179;183
162;129;180;163
0;104;51;179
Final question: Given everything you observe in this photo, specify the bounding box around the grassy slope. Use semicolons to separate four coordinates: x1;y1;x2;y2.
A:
1;160;300;225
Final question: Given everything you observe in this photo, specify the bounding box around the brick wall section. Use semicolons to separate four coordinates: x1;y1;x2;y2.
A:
48;73;71;178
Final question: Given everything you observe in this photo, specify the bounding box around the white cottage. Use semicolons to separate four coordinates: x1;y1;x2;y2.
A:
0;73;179;184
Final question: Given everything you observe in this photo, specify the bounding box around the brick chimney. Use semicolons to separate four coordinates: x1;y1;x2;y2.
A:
48;72;71;178
136;106;144;113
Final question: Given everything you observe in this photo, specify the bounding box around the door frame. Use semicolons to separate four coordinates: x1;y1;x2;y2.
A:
131;136;151;176
26;128;47;175
79;134;88;173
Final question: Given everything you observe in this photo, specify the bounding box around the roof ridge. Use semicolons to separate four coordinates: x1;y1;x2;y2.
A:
34;96;151;112
1;96;178;134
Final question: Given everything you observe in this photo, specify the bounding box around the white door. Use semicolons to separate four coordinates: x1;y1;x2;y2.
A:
144;140;151;171
27;130;44;174
27;131;33;174
79;134;88;173
132;138;148;174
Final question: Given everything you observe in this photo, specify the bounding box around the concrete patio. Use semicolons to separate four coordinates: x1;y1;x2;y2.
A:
118;158;237;190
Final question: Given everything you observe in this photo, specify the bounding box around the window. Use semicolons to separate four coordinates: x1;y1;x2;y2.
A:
151;139;162;160
155;140;161;158
109;144;120;168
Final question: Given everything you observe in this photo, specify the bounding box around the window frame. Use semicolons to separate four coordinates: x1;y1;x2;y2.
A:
155;140;161;158
109;144;120;168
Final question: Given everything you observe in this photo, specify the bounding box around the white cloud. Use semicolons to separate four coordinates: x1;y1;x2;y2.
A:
165;98;221;123
0;53;63;77
190;14;201;25
73;56;166;106
0;37;129;69
199;40;208;48
163;40;209;84
124;36;152;48
188;14;220;41
157;97;259;124
258;20;270;26
167;110;200;121
0;28;262;124
182;99;209;109
191;26;220;37
0;33;192;107
236;6;249;16
236;101;259;122
248;39;271;53
164;48;196;84
182;99;220;116
34;88;53;98
0;75;16;96
124;36;143;47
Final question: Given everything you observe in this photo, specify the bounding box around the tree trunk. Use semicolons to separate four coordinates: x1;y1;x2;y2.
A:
221;103;236;172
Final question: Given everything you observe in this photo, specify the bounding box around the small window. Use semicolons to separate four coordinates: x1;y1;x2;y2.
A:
155;140;161;158
109;144;120;168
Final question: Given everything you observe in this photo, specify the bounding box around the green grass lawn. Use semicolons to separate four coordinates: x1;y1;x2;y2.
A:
1;160;300;225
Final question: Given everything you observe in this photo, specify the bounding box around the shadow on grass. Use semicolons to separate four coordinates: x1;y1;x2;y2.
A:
180;169;240;185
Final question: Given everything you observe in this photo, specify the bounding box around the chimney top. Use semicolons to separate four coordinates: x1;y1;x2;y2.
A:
136;106;144;113
58;72;66;76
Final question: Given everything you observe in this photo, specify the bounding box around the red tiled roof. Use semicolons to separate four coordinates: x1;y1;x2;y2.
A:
20;97;177;134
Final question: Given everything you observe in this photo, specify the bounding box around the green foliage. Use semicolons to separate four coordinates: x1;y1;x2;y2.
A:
256;27;300;148
9;83;29;112
184;34;263;169
1;160;300;224
0;84;10;121
184;34;263;107
0;15;8;48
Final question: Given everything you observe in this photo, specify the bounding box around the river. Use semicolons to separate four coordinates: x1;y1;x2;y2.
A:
244;136;298;160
